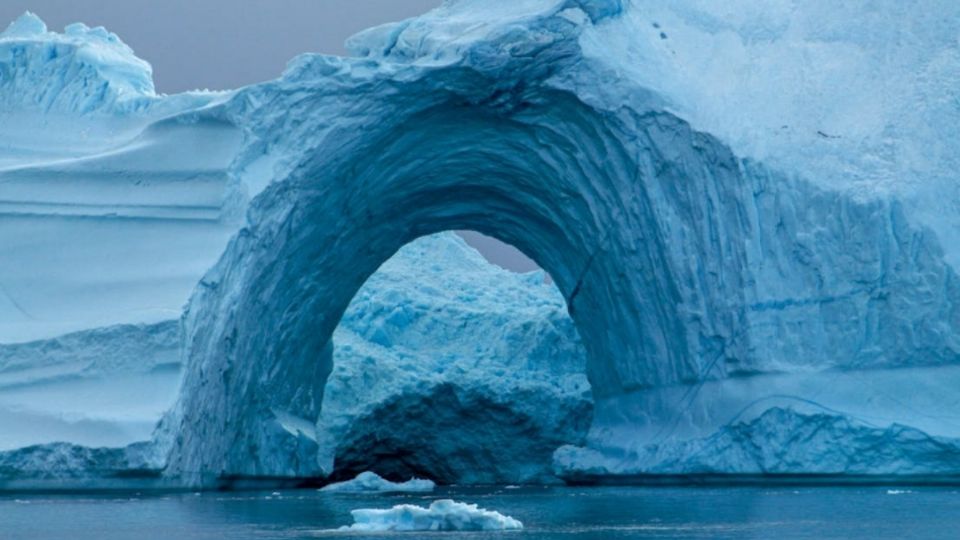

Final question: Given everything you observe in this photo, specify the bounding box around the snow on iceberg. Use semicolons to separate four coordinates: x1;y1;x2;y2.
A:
320;471;434;493
339;499;522;532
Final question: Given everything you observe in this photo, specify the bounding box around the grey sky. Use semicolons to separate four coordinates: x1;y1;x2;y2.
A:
0;0;439;93
0;1;543;274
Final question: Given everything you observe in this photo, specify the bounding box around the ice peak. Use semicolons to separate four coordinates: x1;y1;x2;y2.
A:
1;12;48;38
0;11;156;113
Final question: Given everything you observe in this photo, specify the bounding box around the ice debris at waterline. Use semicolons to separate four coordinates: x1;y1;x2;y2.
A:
337;499;523;532
3;0;960;489
320;471;435;493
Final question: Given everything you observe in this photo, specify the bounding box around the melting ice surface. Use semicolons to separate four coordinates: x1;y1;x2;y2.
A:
320;472;435;493
338;499;523;532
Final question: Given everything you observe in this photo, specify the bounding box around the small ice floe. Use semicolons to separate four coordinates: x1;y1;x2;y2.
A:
320;471;435;493
339;499;523;532
886;489;913;495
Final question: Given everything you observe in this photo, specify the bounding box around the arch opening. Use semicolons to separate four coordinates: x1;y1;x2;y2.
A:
317;230;590;484
166;88;713;486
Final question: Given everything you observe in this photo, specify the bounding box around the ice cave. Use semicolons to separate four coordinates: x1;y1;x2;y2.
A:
3;0;960;498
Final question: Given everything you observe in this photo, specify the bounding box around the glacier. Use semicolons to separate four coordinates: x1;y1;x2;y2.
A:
1;0;960;489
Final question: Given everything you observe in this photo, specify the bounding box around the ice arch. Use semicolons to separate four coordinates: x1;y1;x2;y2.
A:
164;82;749;484
161;1;960;485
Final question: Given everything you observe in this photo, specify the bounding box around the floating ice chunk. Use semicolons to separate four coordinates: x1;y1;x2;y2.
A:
340;499;523;532
320;471;435;493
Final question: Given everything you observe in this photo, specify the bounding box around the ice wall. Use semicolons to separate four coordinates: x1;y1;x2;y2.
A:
0;14;238;342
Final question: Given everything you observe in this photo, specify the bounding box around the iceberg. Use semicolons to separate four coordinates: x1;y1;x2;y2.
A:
2;0;960;488
164;0;960;485
320;471;435;493
338;499;523;532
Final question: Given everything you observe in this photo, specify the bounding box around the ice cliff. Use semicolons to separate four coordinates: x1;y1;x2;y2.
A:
3;0;960;488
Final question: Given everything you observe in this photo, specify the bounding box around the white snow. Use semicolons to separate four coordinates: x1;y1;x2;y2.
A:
320;471;435;493
338;499;522;532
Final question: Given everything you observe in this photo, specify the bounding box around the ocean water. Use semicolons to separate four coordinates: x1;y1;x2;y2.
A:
1;485;956;539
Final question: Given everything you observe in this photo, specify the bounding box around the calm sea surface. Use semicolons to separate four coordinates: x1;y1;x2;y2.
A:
1;485;956;539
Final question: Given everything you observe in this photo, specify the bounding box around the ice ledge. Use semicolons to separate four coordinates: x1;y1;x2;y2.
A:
555;407;960;477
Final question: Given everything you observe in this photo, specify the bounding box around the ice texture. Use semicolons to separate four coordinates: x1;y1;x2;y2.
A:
164;0;960;484
555;407;960;477
0;441;163;488
339;499;523;532
0;12;154;114
0;322;182;450
320;471;435;493
2;0;960;487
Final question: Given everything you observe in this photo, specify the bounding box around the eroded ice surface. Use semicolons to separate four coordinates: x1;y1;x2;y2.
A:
0;13;237;343
0;322;180;450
